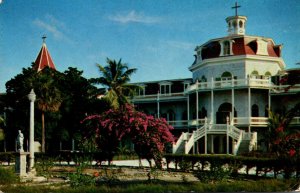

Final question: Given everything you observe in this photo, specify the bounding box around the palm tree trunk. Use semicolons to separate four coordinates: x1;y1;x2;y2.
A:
42;112;45;153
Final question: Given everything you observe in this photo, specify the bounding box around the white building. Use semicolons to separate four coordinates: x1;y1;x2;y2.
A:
132;7;300;155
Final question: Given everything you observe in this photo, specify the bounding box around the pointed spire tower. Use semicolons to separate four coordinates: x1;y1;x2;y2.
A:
33;36;56;72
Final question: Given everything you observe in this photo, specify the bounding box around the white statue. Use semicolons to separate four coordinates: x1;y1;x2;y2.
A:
16;130;24;152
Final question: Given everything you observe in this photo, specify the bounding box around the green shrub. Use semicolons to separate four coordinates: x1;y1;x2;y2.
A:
0;166;19;184
193;160;231;183
178;159;192;171
68;162;95;188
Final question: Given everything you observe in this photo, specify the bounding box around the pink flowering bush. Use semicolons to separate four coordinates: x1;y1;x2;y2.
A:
268;107;300;179
81;104;174;166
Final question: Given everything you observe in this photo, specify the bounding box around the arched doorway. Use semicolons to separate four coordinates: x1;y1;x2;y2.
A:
216;102;237;124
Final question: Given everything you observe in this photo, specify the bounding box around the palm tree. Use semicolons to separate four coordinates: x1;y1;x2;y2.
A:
35;73;62;152
91;58;139;109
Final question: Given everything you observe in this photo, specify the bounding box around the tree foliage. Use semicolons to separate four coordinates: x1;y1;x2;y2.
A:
82;104;174;167
4;66;106;151
91;58;139;109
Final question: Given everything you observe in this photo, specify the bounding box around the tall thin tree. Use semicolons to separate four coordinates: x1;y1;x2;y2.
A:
35;72;62;152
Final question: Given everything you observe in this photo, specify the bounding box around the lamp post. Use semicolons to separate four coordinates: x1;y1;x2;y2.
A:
28;89;36;171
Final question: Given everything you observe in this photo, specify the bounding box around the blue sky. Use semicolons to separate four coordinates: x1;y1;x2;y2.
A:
0;0;299;93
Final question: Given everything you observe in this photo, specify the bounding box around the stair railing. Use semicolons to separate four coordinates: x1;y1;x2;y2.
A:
185;132;195;154
249;132;257;151
194;125;206;141
172;132;185;154
233;129;244;155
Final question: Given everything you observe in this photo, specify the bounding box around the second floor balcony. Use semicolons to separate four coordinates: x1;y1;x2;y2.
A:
131;92;187;103
187;77;272;93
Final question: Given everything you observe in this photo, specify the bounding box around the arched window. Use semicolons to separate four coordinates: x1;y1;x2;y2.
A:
251;104;259;117
251;70;259;78
265;71;271;78
222;71;232;78
221;71;232;81
239;20;243;28
201;75;207;82
233;21;237;28
223;41;230;55
199;107;207;118
167;109;175;121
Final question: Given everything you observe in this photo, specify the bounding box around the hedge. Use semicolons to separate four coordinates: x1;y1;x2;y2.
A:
164;154;300;179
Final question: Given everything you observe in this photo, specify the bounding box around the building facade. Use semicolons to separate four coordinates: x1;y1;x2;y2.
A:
131;11;300;155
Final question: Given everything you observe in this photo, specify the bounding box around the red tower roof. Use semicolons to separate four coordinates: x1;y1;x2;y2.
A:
34;42;56;72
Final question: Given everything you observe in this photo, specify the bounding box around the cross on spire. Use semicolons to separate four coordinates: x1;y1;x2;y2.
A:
232;2;241;16
42;35;47;43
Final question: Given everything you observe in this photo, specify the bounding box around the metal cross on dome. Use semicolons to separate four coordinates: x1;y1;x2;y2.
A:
232;2;241;16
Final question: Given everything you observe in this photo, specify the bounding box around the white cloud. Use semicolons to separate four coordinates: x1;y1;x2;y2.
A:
109;10;161;24
166;40;195;50
33;15;71;42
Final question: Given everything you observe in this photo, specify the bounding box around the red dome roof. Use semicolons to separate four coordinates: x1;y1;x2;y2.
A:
200;36;281;60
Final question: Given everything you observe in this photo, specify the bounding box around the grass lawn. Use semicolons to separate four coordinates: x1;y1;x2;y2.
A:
1;178;298;193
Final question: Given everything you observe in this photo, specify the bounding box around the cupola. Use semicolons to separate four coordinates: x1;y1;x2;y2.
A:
226;2;247;36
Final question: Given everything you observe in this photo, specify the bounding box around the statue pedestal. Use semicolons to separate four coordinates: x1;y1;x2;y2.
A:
15;152;29;177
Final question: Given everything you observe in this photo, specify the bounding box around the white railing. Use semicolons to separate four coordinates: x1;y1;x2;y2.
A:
208;124;227;131
172;132;185;154
194;125;206;141
188;118;207;126
167;120;189;127
132;92;185;101
233;130;245;155
228;125;241;140
249;132;257;152
187;77;272;92
250;117;269;125
233;117;268;125
272;84;300;93
291;117;300;125
234;117;300;125
185;132;195;154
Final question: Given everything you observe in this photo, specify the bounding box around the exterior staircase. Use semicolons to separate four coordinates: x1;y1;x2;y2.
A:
236;140;250;155
172;122;258;155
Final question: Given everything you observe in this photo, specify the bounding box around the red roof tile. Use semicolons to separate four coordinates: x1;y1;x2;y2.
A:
33;43;56;72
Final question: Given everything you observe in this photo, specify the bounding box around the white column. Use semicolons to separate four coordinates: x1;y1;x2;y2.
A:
204;119;207;154
196;83;199;126
231;76;235;124
211;135;214;153
28;89;36;171
268;87;271;115
187;94;190;132
226;117;230;154
211;77;214;124
248;87;251;132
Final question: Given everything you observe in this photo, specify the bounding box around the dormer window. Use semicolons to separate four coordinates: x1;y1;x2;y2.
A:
160;82;172;95
223;41;230;55
137;85;145;96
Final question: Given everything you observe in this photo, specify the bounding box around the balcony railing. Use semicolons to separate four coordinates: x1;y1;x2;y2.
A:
167;120;189;127
156;115;300;129
132;92;186;101
233;117;269;125
186;77;272;92
272;84;300;93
